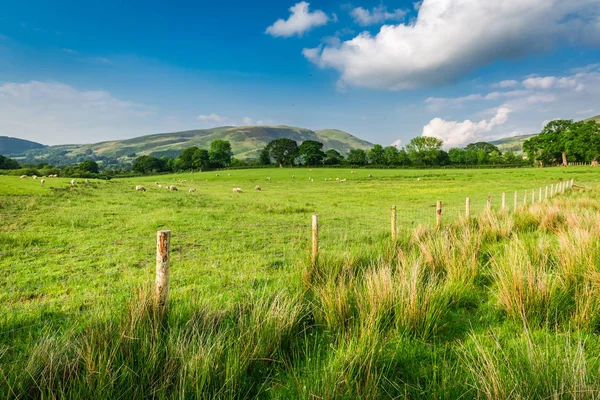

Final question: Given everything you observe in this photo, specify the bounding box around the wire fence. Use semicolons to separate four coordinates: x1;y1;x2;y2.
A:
0;178;575;341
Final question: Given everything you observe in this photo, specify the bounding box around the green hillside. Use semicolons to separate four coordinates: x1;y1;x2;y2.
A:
0;136;46;156
25;125;373;163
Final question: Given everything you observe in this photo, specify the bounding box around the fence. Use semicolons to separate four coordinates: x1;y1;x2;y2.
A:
0;178;575;337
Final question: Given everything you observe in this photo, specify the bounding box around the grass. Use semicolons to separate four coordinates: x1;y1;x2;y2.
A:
1;166;600;398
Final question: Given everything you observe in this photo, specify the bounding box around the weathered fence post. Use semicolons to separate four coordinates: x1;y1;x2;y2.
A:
571;178;574;189
523;191;527;206
391;206;397;242
531;189;535;204
551;185;554;197
514;191;518;211
466;197;470;218
501;192;506;210
436;200;442;228
312;215;319;266
539;188;542;202
155;230;171;312
545;186;548;200
487;195;492;211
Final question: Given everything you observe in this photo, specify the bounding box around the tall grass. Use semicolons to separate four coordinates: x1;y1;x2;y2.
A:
4;189;600;398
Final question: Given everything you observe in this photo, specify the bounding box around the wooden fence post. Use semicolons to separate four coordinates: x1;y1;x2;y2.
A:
571;178;574;189
391;206;397;242
487;195;492;211
312;215;319;266
531;189;535;204
436;200;442;227
514;191;518;211
155;230;171;311
501;192;506;210
539;188;542;202
551;185;554;197
466;197;470;218
523;191;527;206
545;186;548;200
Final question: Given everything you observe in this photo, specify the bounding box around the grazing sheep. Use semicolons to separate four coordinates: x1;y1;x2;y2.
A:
255;185;261;191
40;179;45;186
158;184;163;188
292;175;295;178
227;173;231;176
155;182;160;185
368;174;372;178
336;178;339;181
70;179;76;186
340;179;347;183
20;175;27;179
32;175;38;180
136;185;146;191
169;186;178;191
311;179;314;182
189;188;196;193
266;177;271;181
232;187;243;193
215;174;220;177
417;178;421;181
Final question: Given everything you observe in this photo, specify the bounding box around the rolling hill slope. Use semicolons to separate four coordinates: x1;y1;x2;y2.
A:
27;125;373;162
0;136;46;156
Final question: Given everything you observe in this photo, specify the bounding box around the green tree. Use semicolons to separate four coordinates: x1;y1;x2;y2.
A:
503;151;519;164
264;138;299;167
465;142;502;155
192;148;210;170
209;140;232;167
177;147;199;170
406;136;444;165
523;120;573;166
133;155;163;174
383;146;399;165
259;148;272;165
323;149;344;165
368;144;385;165
78;160;99;174
346;149;368;165
0;155;20;169
298;140;326;166
448;148;466;164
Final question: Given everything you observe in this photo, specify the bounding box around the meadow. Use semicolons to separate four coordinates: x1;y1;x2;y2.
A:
1;166;600;398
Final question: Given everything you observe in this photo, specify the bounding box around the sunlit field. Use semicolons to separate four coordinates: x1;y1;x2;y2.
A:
2;166;600;398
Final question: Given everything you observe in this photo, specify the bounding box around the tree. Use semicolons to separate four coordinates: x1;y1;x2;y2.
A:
465;142;501;155
0;155;20;169
523;120;573;166
78;160;99;174
383;146;399;165
406;136;444;165
192;148;210;170
259;149;272;165
324;149;344;165
298;140;326;166
209;140;232;167
263;138;299;167
133;155;164;174
368;144;385;165
346;149;368;165
503;151;519;164
177;147;199;170
448;148;466;164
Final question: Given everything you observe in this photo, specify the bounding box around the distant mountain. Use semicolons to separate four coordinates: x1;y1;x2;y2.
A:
0;136;46;156
490;114;600;154
20;125;373;164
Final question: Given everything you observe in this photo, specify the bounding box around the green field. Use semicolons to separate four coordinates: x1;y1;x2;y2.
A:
2;167;600;398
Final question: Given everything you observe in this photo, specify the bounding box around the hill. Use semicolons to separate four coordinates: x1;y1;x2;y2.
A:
22;125;373;164
0;136;46;156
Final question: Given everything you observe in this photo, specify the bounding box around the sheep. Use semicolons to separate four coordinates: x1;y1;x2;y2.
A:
20;175;27;179
368;174;372;178
417;178;421;181
136;185;146;191
32;175;38;180
189;188;196;193
336;178;340;181
232;187;243;193
227;173;231;176
255;185;261;191
85;179;89;183
266;177;271;181
215;174;220;177
70;179;76;186
40;179;45;186
311;178;314;182
340;179;347;183
158;184;163;188
292;175;295;178
169;185;178;191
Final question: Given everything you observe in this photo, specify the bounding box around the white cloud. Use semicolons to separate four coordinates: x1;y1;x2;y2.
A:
242;117;271;126
425;90;529;110
523;76;584;91
390;139;402;148
304;0;600;90
493;80;519;88
266;2;329;38
0;81;161;145
422;107;511;148
351;5;407;26
197;113;225;123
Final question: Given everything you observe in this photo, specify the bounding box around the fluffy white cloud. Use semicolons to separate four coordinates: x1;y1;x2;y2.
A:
351;5;407;26
425;90;529;110
422;107;511;148
266;2;329;38
304;0;600;90
523;76;584;91
0;81;161;145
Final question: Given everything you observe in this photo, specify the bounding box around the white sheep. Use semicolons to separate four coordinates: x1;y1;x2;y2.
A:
40;179;45;186
85;179;89;183
340;179;347;183
232;187;243;193
266;177;271;181
136;185;146;191
189;188;196;193
215;173;220;177
255;185;261;191
20;175;27;179
158;184;163;188
417;178;421;181
368;174;372;178
336;178;339;181
169;185;178;191
292;175;295;178
70;179;76;186
227;173;231;176
32;175;38;180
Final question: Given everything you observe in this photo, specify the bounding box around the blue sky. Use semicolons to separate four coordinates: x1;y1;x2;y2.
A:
1;0;599;147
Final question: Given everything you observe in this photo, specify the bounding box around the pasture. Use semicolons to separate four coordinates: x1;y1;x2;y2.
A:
2;166;600;398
